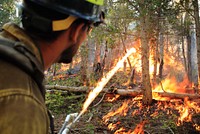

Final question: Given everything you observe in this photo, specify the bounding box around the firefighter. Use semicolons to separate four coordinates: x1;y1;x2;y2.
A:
0;0;105;134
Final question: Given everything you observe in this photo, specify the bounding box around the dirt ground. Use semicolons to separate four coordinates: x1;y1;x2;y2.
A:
51;93;200;134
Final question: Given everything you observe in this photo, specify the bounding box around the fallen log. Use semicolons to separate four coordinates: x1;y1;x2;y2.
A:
154;92;200;100
45;85;142;94
45;85;91;92
45;85;200;100
45;85;143;96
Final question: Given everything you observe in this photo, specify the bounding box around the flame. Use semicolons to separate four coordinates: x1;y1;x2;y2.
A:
132;120;147;134
108;120;147;134
103;96;200;133
152;92;171;101
114;127;128;134
177;97;199;129
127;39;186;81
103;100;131;123
80;48;136;114
108;122;121;130
153;75;192;93
178;106;190;124
106;94;120;102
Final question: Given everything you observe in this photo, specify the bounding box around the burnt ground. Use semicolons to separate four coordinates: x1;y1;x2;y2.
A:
48;92;200;134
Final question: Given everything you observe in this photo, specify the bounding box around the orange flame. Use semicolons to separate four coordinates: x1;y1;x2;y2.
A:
132;120;147;134
106;94;120;102
103;100;131;123
108;122;121;131
114;127;128;134
177;97;199;128
153;75;193;94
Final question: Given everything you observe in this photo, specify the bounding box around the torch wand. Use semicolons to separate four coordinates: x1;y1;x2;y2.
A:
59;48;136;134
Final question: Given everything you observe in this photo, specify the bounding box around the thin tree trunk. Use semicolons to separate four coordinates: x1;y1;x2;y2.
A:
159;25;164;79
193;0;200;88
80;43;89;86
128;68;135;86
181;15;187;73
120;33;132;71
152;38;158;88
53;63;57;76
190;28;198;86
187;35;192;83
185;0;192;86
101;42;108;77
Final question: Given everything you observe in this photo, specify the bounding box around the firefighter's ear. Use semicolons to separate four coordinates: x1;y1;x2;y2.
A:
69;23;86;43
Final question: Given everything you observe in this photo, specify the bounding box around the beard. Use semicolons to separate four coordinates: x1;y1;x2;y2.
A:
58;43;80;63
58;29;87;64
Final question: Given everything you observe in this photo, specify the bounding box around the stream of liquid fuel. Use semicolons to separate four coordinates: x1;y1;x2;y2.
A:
73;48;136;123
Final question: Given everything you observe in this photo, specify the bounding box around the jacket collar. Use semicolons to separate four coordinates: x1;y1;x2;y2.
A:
1;22;43;65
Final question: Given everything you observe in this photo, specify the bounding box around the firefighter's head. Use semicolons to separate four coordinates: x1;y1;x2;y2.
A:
21;0;105;65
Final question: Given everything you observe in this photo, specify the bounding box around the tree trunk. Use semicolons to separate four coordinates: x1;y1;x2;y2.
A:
184;0;192;86
120;33;132;71
158;24;164;79
181;15;187;73
193;0;200;88
152;38;158;88
187;35;192;83
128;68;135;87
190;27;198;86
53;63;57;76
101;42;108;77
139;0;152;104
87;39;96;84
80;43;89;86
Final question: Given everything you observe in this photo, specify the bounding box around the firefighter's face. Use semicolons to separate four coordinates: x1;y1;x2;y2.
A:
58;24;89;63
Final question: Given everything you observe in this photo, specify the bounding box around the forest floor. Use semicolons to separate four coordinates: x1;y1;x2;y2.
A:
45;71;200;134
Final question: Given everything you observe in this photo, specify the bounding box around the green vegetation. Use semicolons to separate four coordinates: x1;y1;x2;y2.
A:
46;91;65;114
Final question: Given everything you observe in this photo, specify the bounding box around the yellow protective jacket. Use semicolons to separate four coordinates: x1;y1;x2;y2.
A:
0;23;50;134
